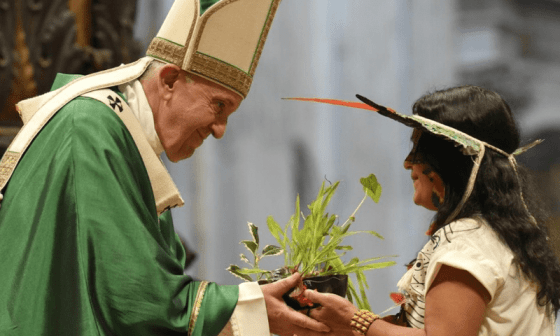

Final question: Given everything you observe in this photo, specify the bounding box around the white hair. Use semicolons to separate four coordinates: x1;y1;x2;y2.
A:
139;59;166;82
139;59;193;83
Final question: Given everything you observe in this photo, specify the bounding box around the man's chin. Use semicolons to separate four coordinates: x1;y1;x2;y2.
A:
166;148;195;162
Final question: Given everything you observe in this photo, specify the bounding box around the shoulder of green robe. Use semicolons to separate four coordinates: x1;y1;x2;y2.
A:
51;73;127;102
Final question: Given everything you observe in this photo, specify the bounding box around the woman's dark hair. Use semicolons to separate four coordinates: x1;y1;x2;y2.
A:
410;85;560;316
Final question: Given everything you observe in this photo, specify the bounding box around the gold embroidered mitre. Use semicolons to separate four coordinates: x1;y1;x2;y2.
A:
146;0;281;99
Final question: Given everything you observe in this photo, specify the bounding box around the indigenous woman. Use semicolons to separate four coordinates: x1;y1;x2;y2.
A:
301;86;560;335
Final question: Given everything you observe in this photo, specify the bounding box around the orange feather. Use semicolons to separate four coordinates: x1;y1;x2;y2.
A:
282;97;378;111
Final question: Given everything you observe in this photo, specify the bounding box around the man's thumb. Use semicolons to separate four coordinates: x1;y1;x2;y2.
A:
276;272;302;291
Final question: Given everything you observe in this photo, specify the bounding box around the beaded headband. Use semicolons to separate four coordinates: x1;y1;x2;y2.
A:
284;94;542;226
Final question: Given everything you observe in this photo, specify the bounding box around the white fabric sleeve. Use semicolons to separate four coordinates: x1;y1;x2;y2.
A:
424;243;503;301
218;282;270;336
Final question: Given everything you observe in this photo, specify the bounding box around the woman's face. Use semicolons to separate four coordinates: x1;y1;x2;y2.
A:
403;161;444;211
404;130;445;211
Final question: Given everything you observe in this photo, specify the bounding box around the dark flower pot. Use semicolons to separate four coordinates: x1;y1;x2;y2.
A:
260;274;348;310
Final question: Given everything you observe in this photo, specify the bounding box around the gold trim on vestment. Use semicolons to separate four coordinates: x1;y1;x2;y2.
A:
146;38;253;98
189;53;252;97
0;152;20;187
188;281;209;335
248;0;280;77
146;38;187;68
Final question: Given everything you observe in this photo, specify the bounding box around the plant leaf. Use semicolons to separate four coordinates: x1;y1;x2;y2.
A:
353;255;397;265
347;278;363;308
319;182;339;218
291;195;301;232
241;240;258;255
365;230;384;240
226;265;253;282
234;268;273;275
335;246;353;251
341;260;397;275
240;254;251;265
339;230;385;243
345;257;360;268
358;261;397;271
248;222;259;247
360;174;382;203
357;270;372;311
323;214;337;235
286;195;301;265
267;216;284;247
261;245;283;256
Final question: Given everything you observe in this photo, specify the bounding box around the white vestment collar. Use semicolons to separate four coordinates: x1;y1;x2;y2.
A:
118;80;165;157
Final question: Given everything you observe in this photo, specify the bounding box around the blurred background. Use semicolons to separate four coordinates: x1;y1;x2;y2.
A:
1;0;560;325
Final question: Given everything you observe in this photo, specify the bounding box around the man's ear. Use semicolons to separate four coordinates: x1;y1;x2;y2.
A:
158;64;182;98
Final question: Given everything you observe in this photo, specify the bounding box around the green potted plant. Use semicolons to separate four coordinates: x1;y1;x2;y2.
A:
227;174;396;311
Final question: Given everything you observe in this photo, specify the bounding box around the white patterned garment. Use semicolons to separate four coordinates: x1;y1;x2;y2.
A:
397;217;555;335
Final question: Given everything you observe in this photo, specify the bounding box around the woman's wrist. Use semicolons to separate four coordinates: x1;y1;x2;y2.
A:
350;310;380;335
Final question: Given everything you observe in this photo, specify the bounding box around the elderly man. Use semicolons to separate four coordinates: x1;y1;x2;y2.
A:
0;0;331;335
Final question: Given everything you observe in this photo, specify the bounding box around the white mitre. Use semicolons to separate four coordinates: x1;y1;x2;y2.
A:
146;0;282;99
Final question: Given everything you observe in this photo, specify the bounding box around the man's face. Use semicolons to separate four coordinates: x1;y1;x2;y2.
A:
154;70;242;162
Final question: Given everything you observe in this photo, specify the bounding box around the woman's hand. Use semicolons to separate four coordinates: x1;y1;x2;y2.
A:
303;289;359;336
260;273;332;336
302;290;424;336
300;266;489;336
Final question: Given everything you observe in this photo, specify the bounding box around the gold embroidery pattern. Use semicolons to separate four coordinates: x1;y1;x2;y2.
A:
190;53;252;98
184;0;199;55
249;0;280;77
146;38;186;68
0;151;21;188
188;281;209;336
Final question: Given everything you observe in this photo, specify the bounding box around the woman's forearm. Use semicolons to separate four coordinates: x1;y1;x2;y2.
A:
367;319;426;336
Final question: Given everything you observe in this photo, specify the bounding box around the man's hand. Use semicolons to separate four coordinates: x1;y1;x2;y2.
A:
261;273;331;336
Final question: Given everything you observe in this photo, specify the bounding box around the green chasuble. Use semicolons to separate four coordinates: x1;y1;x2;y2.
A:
0;75;238;335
